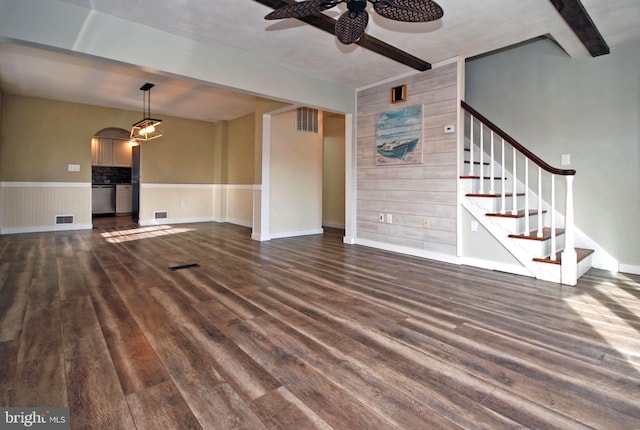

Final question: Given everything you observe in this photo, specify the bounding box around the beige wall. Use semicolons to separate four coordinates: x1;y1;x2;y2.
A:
1;95;138;182
212;121;229;184
0;94;257;232
323;113;345;228
356;62;459;256
270;110;323;236
227;113;255;184
141;116;216;184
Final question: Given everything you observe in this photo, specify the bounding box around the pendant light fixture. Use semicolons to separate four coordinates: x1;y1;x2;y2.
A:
130;83;163;141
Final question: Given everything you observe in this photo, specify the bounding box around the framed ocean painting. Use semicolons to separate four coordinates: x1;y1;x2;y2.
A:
375;104;423;165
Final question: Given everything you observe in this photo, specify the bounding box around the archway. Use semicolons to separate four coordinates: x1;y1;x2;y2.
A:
91;127;138;226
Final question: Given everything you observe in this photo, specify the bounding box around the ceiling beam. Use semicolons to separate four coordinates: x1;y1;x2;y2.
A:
548;0;609;57
253;0;431;71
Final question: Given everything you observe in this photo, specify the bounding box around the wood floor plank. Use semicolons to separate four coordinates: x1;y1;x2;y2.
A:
1;222;640;429
0;270;31;342
85;270;170;395
12;353;67;407
150;330;267;430
251;386;333;430
225;318;400;430
148;284;282;402
246;314;465;430
0;339;19;405
126;380;203;430
64;338;136;429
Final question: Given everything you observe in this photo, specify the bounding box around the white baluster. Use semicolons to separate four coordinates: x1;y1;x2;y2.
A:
537;167;543;238
500;139;506;214
489;132;495;194
468;115;474;176
551;175;556;260
524;159;529;234
561;175;578;285
511;147;517;215
479;123;485;193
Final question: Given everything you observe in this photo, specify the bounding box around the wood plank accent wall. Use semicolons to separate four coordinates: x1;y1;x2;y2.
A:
356;62;459;256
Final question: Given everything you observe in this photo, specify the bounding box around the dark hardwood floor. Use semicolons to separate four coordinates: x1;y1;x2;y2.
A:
1;222;639;429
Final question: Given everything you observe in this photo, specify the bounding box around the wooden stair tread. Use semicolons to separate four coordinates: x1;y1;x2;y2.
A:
509;228;565;241
533;248;594;265
466;192;524;197
486;210;546;218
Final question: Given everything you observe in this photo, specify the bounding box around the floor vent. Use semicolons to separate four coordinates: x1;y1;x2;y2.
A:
154;211;168;220
169;263;200;271
55;215;75;225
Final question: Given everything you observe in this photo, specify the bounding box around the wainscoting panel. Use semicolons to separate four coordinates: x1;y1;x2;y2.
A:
140;184;254;228
0;182;92;233
139;184;215;226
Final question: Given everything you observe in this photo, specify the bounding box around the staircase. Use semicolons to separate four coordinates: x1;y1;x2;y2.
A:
461;101;593;286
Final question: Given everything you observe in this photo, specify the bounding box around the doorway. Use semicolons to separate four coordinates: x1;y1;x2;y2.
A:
90;127;137;226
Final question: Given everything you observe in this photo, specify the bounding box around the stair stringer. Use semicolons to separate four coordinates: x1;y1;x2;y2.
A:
465;138;616;273
461;196;562;283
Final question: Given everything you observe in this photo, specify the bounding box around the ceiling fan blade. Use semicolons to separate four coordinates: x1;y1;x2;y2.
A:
372;0;444;22
335;9;369;44
265;0;343;20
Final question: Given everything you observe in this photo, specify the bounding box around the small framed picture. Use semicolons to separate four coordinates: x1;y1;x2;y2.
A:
390;84;407;103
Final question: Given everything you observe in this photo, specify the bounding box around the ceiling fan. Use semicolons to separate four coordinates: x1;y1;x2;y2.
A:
265;0;444;44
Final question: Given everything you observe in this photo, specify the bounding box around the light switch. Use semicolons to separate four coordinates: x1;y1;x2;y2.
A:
561;154;570;166
68;164;80;172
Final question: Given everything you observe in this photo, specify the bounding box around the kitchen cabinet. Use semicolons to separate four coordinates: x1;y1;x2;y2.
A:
92;138;132;167
113;140;132;167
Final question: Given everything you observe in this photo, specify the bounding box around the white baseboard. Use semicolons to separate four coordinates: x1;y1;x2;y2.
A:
225;218;253;228
323;221;345;229
461;256;533;278
619;264;640;276
1;224;93;235
252;232;271;241
270;228;324;240
138;217;215;226
355;238;461;266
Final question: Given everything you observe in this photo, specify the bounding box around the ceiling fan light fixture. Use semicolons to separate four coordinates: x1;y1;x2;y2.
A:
131;83;164;141
264;0;444;45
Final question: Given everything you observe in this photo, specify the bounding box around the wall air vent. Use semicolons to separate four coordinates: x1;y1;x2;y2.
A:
154;211;168;220
296;107;319;134
55;215;75;225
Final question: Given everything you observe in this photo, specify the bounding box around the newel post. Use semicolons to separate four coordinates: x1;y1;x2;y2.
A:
561;174;577;286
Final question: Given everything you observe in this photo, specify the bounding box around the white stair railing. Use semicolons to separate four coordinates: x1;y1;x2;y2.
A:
462;101;577;284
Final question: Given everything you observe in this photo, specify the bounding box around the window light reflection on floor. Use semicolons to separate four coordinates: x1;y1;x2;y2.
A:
563;282;640;372
101;225;195;243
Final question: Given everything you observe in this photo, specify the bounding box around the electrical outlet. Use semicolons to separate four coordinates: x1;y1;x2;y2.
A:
423;217;430;228
386;214;393;224
378;213;385;222
471;221;478;232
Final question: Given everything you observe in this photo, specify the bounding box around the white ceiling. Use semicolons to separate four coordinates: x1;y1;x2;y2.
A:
1;0;639;123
